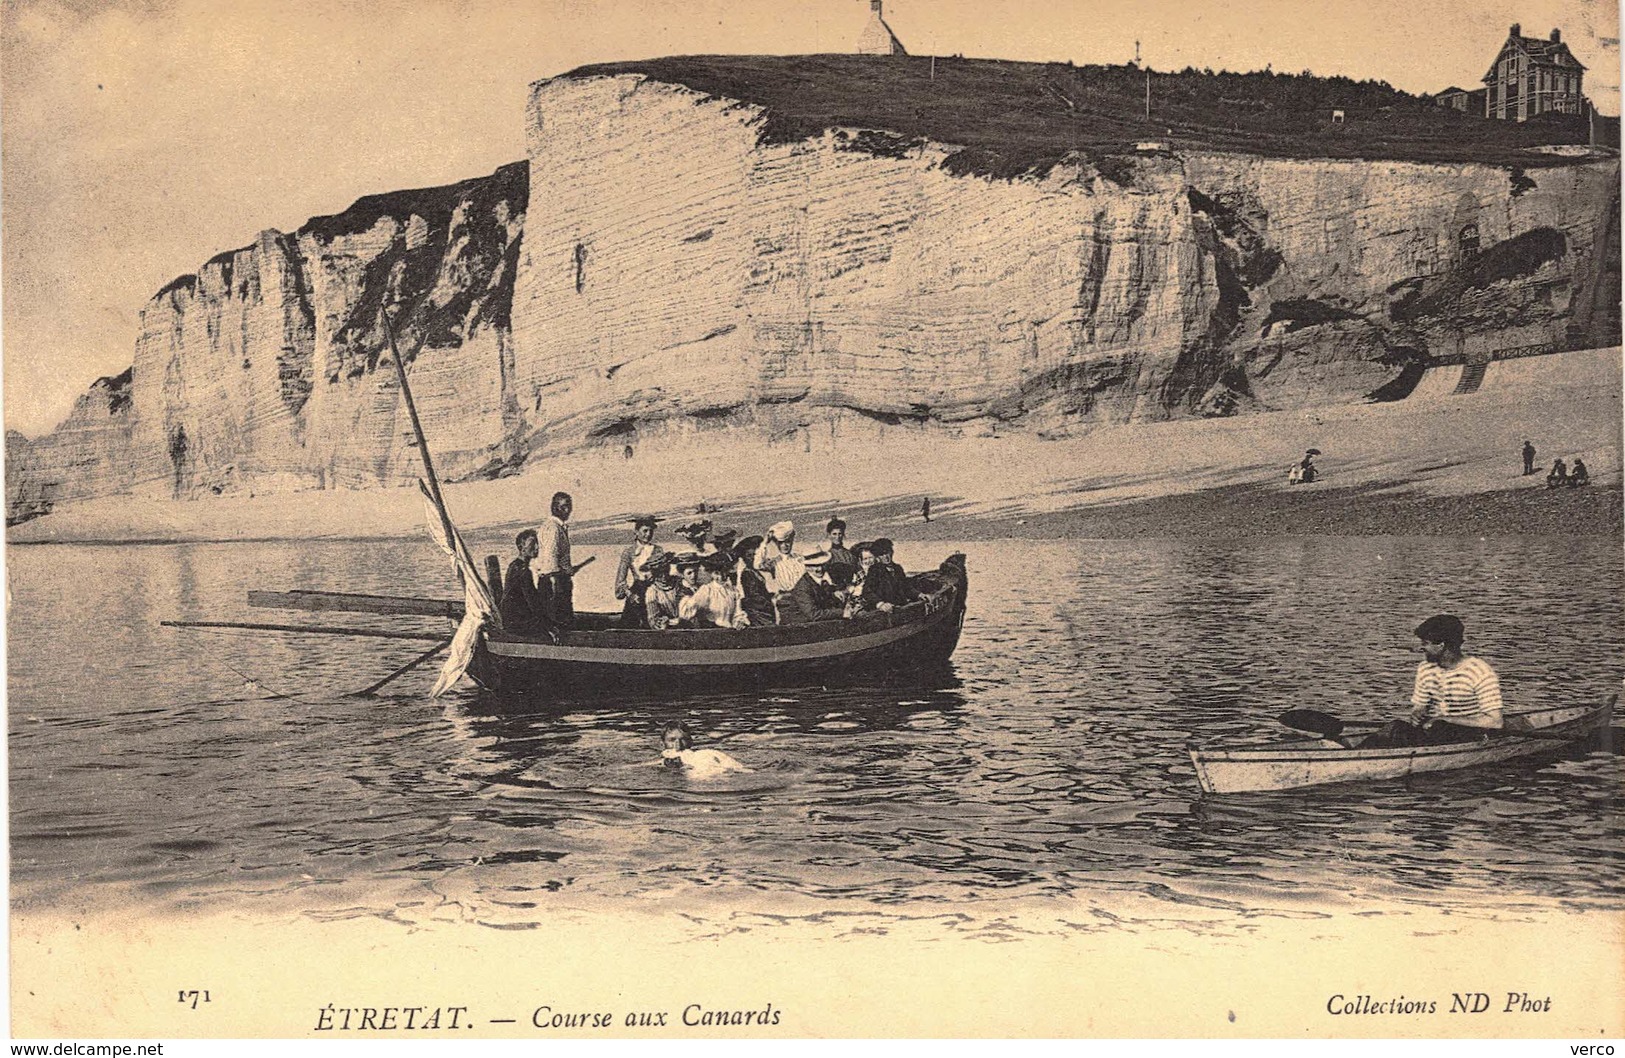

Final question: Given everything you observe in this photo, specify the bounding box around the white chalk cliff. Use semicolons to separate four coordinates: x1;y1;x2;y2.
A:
8;59;1619;521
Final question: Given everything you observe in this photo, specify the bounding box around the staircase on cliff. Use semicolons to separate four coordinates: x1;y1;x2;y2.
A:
1452;361;1490;394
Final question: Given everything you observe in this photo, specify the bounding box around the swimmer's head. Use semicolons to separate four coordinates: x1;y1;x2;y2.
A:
662;721;693;752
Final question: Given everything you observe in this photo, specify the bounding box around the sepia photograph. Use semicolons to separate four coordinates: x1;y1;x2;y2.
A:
4;0;1622;1042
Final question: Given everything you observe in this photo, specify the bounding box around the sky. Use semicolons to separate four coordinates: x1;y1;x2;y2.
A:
2;0;1619;437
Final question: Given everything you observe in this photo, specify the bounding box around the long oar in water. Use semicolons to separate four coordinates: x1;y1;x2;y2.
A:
1278;708;1584;743
349;638;455;698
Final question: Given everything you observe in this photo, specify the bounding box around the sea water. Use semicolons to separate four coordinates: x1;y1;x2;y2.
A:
8;534;1622;929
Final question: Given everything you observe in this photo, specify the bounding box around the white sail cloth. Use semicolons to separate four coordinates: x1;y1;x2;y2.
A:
419;481;500;697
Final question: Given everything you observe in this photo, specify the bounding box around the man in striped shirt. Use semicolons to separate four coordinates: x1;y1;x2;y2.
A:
1366;614;1504;747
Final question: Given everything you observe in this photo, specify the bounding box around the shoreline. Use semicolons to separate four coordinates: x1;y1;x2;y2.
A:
9;348;1621;546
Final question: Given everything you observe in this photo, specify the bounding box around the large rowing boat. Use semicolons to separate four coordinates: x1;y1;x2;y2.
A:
1188;698;1614;794
471;555;967;696
178;553;968;700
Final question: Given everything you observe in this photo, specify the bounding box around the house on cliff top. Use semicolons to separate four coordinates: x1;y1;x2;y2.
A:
1483;24;1586;121
856;0;907;55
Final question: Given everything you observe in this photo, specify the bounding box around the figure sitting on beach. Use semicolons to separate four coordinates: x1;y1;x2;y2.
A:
661;722;748;778
1570;458;1590;486
1547;458;1568;488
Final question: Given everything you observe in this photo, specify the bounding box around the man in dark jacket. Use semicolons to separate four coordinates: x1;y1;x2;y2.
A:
500;529;550;635
775;552;847;625
864;539;918;612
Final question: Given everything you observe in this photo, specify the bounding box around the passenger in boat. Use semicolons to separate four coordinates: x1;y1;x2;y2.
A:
500;529;550;635
1570;457;1590;486
680;552;746;628
863;539;918;612
843;543;873;616
661;722;748;778
775;552;847;625
732;535;776;628
674;520;717;555
1361;614;1504;748
535;491;575;630
823;518;858;591
1547;458;1568;488
644;556;686;630
758;521;805;594
615;515;666;628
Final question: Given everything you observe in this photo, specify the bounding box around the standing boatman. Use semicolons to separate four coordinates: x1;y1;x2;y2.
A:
535;491;575;630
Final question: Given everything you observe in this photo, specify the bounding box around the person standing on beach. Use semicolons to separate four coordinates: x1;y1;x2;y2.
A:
921;496;931;523
1522;439;1537;475
1362;614;1503;748
535;492;574;630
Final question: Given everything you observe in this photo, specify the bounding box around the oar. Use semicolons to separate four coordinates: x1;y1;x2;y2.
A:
163;619;452;643
1278;708;1588;743
348;637;454;697
1278;709;1382;739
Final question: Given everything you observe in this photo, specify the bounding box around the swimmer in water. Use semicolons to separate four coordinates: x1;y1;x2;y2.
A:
661;721;748;779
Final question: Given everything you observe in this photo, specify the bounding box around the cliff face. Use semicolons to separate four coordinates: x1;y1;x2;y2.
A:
5;369;134;523
15;162;527;509
509;74;1618;450
9;65;1619;517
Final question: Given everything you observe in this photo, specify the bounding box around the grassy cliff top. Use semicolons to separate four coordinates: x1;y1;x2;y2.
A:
560;54;1611;176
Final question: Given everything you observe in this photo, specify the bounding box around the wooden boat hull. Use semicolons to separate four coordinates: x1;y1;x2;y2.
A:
1189;700;1613;794
467;554;968;698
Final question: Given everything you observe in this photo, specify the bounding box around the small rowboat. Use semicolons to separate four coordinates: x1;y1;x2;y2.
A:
1189;698;1614;795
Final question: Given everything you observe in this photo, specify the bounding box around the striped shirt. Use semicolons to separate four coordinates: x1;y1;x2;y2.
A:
1411;656;1504;729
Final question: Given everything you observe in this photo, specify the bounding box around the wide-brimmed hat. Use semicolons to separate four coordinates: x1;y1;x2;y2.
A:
711;528;739;551
733;535;764;560
671;551;704;568
767;520;795;541
630;514;664;529
801;550;831;568
675;520;712;537
871;537;895;556
701;552;734;573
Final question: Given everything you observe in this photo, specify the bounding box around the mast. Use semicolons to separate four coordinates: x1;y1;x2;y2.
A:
379;307;461;578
